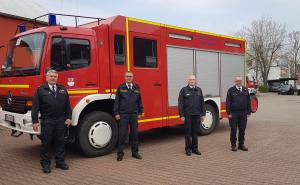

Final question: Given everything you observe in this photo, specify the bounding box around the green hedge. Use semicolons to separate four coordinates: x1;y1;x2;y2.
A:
258;85;269;93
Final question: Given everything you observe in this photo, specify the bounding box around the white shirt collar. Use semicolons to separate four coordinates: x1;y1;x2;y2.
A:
48;83;56;90
236;86;242;91
126;83;133;89
189;85;195;89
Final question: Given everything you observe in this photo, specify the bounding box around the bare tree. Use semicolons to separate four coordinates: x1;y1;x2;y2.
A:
237;17;286;85
285;31;300;79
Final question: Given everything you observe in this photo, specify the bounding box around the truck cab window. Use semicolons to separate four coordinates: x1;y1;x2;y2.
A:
133;37;157;68
51;37;90;71
114;35;125;65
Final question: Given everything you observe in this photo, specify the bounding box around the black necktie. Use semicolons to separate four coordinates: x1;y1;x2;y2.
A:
52;85;56;96
128;84;132;90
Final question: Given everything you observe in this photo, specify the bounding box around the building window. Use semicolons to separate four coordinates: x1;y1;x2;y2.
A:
51;37;90;71
114;35;125;65
133;37;157;68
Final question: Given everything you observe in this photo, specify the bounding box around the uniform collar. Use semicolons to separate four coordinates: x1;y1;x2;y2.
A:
126;83;133;88
42;83;61;91
187;85;196;89
235;85;243;91
48;83;57;90
122;82;135;90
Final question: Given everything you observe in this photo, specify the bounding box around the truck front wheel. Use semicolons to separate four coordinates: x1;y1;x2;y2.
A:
77;111;118;157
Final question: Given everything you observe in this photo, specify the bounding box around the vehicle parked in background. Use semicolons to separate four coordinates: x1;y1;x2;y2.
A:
278;83;294;95
268;78;297;93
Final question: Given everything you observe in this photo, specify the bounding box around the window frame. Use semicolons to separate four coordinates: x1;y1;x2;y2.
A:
132;37;158;68
50;36;91;71
114;34;126;65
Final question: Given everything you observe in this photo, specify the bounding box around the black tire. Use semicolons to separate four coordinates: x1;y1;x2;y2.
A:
278;92;281;95
298;90;300;95
77;111;118;157
199;104;218;136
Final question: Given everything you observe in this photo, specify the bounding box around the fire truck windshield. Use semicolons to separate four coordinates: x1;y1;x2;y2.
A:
1;32;45;77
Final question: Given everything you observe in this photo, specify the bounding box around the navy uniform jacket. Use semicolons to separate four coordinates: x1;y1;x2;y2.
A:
178;86;205;117
31;83;72;123
114;83;143;115
226;86;251;115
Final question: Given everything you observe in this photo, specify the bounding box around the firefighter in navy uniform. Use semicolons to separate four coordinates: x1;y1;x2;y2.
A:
226;76;251;152
114;71;144;161
178;75;205;156
31;70;72;173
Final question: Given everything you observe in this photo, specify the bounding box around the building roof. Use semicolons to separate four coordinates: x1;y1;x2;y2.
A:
0;0;48;20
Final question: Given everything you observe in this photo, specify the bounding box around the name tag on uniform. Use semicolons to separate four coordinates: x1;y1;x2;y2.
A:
59;89;66;94
120;89;128;93
186;93;190;96
134;90;140;93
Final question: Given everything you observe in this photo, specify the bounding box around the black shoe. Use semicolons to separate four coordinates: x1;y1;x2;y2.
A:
238;145;248;151
185;150;192;156
56;163;69;170
231;145;237;152
117;154;124;161
42;166;51;173
132;153;142;159
192;149;201;155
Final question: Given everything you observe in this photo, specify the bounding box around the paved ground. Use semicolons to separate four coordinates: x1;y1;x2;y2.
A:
0;93;299;185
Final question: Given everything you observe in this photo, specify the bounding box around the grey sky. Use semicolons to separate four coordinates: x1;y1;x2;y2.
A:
30;0;300;36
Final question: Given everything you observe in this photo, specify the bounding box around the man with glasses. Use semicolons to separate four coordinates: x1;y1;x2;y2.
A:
114;71;144;161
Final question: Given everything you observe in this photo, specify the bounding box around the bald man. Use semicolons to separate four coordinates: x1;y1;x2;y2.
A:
178;75;205;156
226;76;251;152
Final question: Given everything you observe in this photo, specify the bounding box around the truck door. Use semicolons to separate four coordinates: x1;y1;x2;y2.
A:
46;34;98;102
129;32;163;129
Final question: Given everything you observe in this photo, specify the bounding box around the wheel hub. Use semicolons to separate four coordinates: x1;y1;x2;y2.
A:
202;110;213;130
88;121;112;148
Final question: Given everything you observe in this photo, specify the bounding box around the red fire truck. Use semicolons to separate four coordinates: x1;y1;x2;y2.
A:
0;14;258;157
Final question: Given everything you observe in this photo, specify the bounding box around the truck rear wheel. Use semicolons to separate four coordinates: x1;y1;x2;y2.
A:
77;111;118;157
199;104;218;136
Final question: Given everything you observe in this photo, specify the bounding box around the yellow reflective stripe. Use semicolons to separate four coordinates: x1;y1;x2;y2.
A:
128;17;161;27
221;110;227;113
68;90;99;95
0;84;29;88
126;17;131;71
105;89;117;93
138;115;180;123
127;17;245;41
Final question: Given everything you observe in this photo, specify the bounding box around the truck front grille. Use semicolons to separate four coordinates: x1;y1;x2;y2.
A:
0;95;31;114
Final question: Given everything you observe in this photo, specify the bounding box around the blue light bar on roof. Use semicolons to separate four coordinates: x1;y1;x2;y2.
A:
18;24;26;33
48;14;57;25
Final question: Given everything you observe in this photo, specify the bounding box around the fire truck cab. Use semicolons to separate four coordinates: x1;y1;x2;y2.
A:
0;14;258;157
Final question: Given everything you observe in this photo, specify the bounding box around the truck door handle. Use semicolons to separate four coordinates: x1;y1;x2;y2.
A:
153;82;161;86
86;82;96;86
